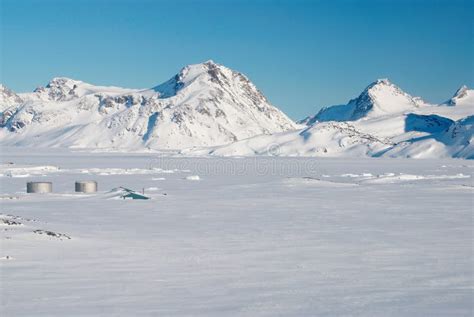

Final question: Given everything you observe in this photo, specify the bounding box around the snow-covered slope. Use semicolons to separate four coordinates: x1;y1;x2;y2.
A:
381;115;474;159
0;61;296;149
185;122;392;157
192;81;474;159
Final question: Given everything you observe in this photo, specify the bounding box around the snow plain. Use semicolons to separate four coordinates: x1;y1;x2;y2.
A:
0;148;473;316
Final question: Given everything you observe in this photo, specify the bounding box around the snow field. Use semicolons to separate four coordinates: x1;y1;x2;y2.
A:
0;149;472;316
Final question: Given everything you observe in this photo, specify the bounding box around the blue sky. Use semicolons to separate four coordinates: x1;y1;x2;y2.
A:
1;0;472;119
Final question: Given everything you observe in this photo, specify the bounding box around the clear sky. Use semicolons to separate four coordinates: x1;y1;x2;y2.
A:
1;0;472;120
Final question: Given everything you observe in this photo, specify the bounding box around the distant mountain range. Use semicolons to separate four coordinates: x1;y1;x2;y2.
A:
1;61;472;158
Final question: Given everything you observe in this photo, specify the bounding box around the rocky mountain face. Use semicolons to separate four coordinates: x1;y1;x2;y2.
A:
0;61;296;149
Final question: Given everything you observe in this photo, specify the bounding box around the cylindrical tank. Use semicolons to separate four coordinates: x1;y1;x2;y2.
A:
75;181;97;193
27;182;52;193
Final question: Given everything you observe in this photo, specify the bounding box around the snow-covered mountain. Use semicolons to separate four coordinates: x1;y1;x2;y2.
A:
190;80;474;159
304;79;427;125
0;61;296;149
2;69;472;159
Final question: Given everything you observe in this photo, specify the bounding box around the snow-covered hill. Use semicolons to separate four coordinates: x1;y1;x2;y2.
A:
191;80;474;159
184;122;392;157
0;61;296;149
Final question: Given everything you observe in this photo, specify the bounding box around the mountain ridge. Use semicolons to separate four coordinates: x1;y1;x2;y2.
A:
187;81;473;159
0;61;296;149
1;65;472;159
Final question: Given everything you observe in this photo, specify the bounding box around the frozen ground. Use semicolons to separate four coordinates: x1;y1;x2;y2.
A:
0;148;473;316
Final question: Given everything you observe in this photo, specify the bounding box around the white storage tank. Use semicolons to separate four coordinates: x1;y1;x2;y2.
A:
27;182;52;193
75;181;98;193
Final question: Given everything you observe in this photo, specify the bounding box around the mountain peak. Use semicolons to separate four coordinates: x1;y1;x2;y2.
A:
453;85;469;99
0;84;23;111
203;59;217;66
0;84;18;96
153;60;236;98
0;84;15;94
448;85;472;106
45;77;83;88
364;78;398;92
348;79;417;119
374;78;392;86
313;79;419;122
33;77;85;101
1;61;295;149
181;60;228;79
